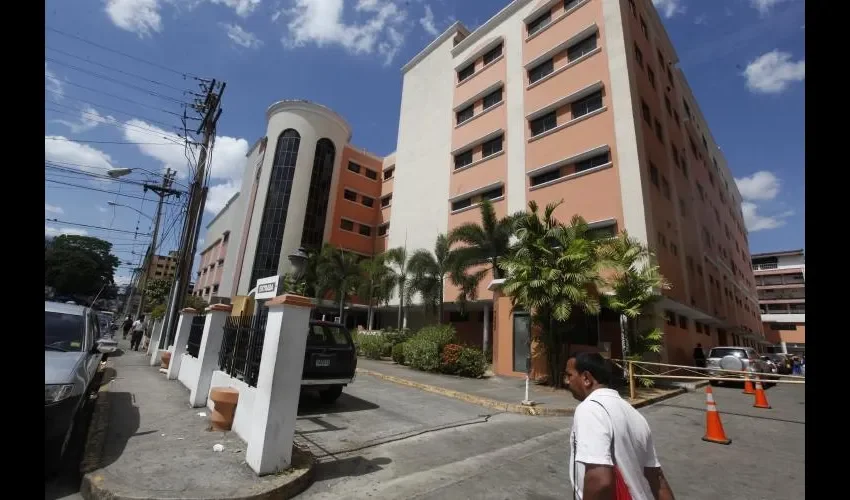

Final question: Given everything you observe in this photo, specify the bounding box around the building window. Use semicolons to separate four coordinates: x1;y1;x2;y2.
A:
458;64;475;83
343;189;357;202
454;150;473;170
641;100;651;125
564;0;581;10
640;16;649;38
672;109;680;127
483;43;502;65
381;194;392;207
572;91;603;118
661;176;671;199
657;49;665;66
528;58;554;84
665;310;675;325
683;99;692;119
300;138;336;250
649;163;659;187
678;315;688;329
670;243;678;256
530;111;557;136
347;161;361;174
657;231;666;248
483;88;503;109
667;66;675;87
530;169;561;187
634;43;643;68
378;223;389;237
527;11;551;36
361;196;374;208
708;170;715;186
359;224;372;237
697;183;705;201
456;105;474;125
481;186;504;201
340;219;355;232
654;119;663;142
383;167;394;180
575;152;610;173
365;168;378;180
587;222;617;241
212;284;219;294
451;198;472;211
628;0;636;16
249;129;300;289
664;95;671;115
695;322;702;334
648;67;656;88
482;135;503;157
567;34;597;61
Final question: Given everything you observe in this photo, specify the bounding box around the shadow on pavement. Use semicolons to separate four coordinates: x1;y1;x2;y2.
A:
297;392;379;417
44;394;98;499
312;456;392;482
98;392;140;470
655;403;805;425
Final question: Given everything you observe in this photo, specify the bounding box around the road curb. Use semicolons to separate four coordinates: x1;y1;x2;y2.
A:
356;367;693;417
80;363;113;476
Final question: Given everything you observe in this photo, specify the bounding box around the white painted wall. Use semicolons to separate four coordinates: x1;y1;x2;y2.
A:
777;255;805;269
761;313;805;324
177;353;201;391
208;370;257;444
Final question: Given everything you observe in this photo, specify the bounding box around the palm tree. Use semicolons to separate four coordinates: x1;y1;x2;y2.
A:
596;231;670;361
408;234;462;324
384;246;414;329
315;244;363;323
499;200;603;388
357;254;394;330
448;199;521;282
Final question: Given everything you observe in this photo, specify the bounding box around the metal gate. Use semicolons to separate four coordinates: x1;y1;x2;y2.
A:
218;307;268;387
186;314;206;358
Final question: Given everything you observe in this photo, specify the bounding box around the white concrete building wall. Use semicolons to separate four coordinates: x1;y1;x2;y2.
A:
207;371;256;443
777;254;805;269
177;353;201;391
236;101;352;295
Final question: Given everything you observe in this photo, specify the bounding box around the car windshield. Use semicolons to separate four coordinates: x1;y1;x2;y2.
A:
307;324;351;347
709;348;746;359
45;311;85;352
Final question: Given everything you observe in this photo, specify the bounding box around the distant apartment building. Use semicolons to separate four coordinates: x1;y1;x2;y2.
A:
202;0;763;373
195;193;238;302
145;251;179;281
752;249;805;353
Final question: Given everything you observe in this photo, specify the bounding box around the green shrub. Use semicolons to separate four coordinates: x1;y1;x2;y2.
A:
405;338;441;372
456;347;487;378
381;341;394;358
440;344;463;374
391;342;407;365
359;334;385;360
414;324;456;351
382;328;412;347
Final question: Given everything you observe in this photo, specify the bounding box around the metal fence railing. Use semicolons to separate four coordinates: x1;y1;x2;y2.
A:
186;314;206;358
218;307;268;387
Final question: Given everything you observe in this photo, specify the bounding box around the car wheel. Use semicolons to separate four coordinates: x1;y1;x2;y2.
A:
319;386;343;403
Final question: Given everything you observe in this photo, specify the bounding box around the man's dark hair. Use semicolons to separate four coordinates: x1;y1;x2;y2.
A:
572;352;612;386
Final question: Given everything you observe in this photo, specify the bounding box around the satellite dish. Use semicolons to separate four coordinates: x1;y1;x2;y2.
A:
719;355;743;372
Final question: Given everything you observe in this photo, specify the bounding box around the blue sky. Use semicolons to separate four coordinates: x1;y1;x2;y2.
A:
45;0;805;285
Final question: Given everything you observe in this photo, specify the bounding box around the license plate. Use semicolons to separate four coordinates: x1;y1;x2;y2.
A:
315;359;331;367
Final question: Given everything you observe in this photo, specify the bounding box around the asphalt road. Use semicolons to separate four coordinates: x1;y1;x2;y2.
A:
296;377;805;499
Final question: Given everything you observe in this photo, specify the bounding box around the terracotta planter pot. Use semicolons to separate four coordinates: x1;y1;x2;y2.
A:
209;387;239;431
160;351;172;370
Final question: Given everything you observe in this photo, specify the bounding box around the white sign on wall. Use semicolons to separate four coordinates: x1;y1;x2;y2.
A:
254;275;280;300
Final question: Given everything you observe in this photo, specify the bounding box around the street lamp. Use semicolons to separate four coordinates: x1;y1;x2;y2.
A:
107;201;154;220
287;247;309;282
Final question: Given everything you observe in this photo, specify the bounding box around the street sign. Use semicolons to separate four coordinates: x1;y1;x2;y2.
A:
255;275;280;300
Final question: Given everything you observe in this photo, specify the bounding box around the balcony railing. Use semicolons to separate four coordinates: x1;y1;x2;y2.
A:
752;263;778;270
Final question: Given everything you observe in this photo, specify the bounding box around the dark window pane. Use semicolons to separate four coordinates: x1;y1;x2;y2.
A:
572;91;603;118
381;194;392;207
530;111;557;136
527;12;551;36
483;89;502;109
649;163;659;186
383;167;394;180
530;169;561;186
365;168;378;180
361;196;374;208
568;35;597;61
575;152;610;172
458;64;475;82
343;189;357;201
347;161;361;173
249;129;300;288
480;186;504;200
483;43;502;64
565;0;581;10
456;105;474;124
452;198;472;211
641;100;651;124
454;150;473;169
300;139;335;249
648;67;656;88
340;219;354;231
587;223;616;241
634;43;643;67
359;224;371;237
378;223;389;236
528;59;554;83
482;136;503;157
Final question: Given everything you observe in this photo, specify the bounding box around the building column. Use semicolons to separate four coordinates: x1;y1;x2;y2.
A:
149;319;166;366
245;294;313;476
167;308;197;380
482;303;491;355
190;304;232;408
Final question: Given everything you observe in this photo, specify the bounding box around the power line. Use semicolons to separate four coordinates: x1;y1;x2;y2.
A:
45;89;185;131
45;162;190;189
45;102;187;143
45;137;180;146
46;57;192;105
46;26;207;81
46;218;153;236
46;46;200;94
45;179;185;205
49;80;191;119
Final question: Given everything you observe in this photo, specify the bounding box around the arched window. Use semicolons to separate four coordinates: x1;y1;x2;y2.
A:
249;129;300;289
300;138;336;249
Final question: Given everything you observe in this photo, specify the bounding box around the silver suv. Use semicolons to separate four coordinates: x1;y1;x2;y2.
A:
705;346;768;385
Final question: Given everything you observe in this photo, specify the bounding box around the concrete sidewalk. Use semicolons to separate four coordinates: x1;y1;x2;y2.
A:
79;339;313;500
356;358;688;416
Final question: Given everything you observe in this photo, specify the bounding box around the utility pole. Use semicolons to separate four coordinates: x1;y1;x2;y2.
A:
161;80;225;348
135;169;178;317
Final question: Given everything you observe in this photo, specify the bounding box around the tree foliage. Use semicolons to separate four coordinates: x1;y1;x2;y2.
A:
45;235;121;298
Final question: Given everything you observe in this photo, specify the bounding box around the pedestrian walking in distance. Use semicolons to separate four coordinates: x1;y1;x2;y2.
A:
122;315;133;339
565;352;676;500
693;343;706;368
130;315;146;351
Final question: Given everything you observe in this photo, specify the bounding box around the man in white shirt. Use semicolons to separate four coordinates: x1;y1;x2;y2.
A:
565;352;675;500
130;315;146;351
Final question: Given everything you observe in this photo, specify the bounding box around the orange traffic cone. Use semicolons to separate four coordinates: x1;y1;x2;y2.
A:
753;378;771;409
742;375;755;395
702;386;732;445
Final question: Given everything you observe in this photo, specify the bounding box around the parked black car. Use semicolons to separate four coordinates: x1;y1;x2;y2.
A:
301;321;357;403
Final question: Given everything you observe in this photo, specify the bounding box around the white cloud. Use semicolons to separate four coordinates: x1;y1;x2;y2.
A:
45;63;63;98
652;0;685;18
222;22;264;48
45;136;114;172
419;4;438;36
45;203;64;215
741;202;793;232
210;0;261;17
694;14;707;25
743;50;805;94
52;106;117;134
97;206;110;213
279;0;408;65
749;0;793;16
104;0;163;37
735;170;781;201
46;225;89;237
205;181;240;214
